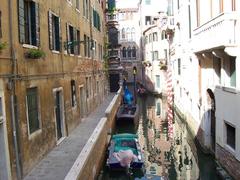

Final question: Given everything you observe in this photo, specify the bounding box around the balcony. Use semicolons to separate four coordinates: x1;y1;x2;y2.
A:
193;12;238;53
106;14;118;22
108;50;119;58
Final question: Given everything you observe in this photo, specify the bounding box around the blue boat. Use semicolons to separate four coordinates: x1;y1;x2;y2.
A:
116;86;139;123
106;133;144;170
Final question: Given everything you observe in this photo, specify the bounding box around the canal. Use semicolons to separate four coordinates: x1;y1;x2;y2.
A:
98;94;219;180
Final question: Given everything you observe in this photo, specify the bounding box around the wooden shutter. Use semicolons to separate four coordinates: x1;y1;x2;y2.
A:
48;11;53;50
18;0;25;43
0;11;2;38
66;23;70;53
73;28;77;55
35;3;40;46
58;17;61;51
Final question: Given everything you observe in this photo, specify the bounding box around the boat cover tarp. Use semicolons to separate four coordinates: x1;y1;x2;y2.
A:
123;87;133;105
113;149;137;167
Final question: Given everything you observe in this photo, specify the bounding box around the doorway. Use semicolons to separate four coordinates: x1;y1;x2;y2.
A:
205;89;216;152
0;94;11;180
53;88;65;142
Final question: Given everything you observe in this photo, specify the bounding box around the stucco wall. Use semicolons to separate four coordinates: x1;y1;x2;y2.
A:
0;0;107;178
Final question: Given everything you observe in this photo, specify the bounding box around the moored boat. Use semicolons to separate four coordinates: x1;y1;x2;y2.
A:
106;133;144;170
116;104;139;123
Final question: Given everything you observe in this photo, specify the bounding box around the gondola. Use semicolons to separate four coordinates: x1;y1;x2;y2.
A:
106;133;144;170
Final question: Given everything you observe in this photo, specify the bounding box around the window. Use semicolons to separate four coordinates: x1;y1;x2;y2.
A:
164;49;168;60
0;11;2;38
152;51;158;60
126;28;131;41
84;34;87;56
26;87;40;134
84;0;89;19
86;77;89;98
145;16;151;25
83;0;86;16
71;80;77;107
156;102;161;116
153;32;158;41
145;36;148;44
66;24;74;54
230;56;236;87
132;47;136;58
76;30;80;55
156;75;160;88
161;30;166;40
127;46;131;58
226;123;235;150
178;58;181;75
18;0;40;46
48;11;60;51
87;36;90;57
122;28;126;39
149;34;152;42
188;4;191;38
145;0;151;5
122;47;126;58
76;0;80;10
93;9;101;31
131;27;135;41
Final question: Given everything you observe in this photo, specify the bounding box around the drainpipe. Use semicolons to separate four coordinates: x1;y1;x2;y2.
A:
8;0;22;179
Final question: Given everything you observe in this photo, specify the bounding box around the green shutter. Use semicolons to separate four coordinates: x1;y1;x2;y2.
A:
18;0;25;43
66;23;70;53
27;88;39;134
0;11;2;38
58;18;61;51
48;11;53;50
73;27;77;55
35;3;40;46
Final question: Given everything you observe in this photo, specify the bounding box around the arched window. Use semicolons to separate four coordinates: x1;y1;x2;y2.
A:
122;28;126;40
153;32;158;41
161;30;166;40
131;27;135;41
127;46;131;58
126;28;131;41
132;47;136;58
122;47;126;58
145;36;148;44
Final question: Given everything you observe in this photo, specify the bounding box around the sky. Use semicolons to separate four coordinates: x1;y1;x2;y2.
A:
116;0;140;9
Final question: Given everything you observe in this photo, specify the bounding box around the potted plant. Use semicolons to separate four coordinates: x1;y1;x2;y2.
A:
25;49;46;59
0;42;7;53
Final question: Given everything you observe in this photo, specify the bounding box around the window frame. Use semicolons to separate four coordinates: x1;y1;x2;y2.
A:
26;87;41;136
76;0;80;11
49;11;61;52
156;75;160;88
225;122;236;151
22;0;40;46
71;80;77;107
0;11;2;38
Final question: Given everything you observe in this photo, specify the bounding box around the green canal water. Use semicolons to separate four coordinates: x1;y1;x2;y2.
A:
98;94;219;180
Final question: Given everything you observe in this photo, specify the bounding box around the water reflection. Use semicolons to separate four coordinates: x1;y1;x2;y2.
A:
99;95;218;180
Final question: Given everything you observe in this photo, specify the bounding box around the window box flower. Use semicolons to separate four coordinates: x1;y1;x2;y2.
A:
25;49;46;59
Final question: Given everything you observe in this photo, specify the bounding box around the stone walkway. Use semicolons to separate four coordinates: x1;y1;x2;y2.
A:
24;93;115;180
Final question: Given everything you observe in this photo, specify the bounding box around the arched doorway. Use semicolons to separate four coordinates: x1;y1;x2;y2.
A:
205;88;216;152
